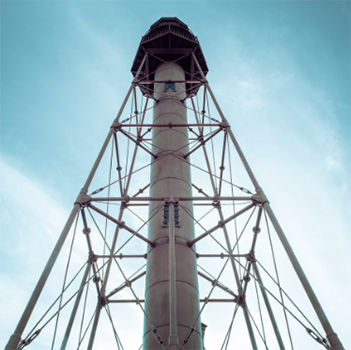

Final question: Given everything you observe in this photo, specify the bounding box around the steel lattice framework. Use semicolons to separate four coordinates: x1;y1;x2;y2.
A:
5;18;344;350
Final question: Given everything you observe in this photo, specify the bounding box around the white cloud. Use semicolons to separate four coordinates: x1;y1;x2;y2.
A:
0;157;69;347
0;157;68;242
236;69;294;111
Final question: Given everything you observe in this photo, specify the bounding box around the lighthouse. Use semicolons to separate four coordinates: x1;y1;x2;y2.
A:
5;17;345;350
131;18;209;349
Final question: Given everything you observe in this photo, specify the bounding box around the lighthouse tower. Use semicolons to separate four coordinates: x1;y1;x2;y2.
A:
130;18;208;349
5;18;344;350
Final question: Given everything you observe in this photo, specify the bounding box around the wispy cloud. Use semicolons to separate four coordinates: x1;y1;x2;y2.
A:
0;157;69;344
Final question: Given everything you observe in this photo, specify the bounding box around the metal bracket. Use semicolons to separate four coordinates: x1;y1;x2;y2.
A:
306;328;330;348
118;221;126;229
252;189;269;206
151;327;164;345
243;275;251;283
212;201;221;209
98;296;107;309
93;275;100;284
125;280;132;287
246;251;256;263
121;201;128;209
111;120;122;130
237;294;246;307
219;121;229;129
82;227;91;235
164;197;179;205
19;330;41;348
74;189;91;207
88;252;97;264
252;226;261;234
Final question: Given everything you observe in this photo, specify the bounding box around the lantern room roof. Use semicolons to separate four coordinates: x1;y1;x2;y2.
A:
131;17;208;96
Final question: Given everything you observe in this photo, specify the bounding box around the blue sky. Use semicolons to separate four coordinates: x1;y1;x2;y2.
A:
1;1;350;349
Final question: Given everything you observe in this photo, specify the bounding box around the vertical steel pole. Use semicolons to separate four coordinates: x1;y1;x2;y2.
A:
219;207;258;350
168;201;179;348
60;264;91;350
85;208;125;350
87;306;102;350
101;209;125;296
252;262;285;350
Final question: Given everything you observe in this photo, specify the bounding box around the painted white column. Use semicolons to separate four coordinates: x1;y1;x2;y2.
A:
143;62;202;349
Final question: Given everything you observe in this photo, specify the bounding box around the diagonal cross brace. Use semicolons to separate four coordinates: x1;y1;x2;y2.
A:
115;128;158;159
198;271;238;299
107;271;146;299
188;202;256;246
183;126;224;159
88;204;155;247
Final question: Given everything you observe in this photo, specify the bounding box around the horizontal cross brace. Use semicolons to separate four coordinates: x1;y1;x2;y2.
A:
96;254;147;259
200;299;238;303
116;123;220;128
142;48;194;55
96;253;249;259
91;196;252;202
136;80;202;84
107;298;238;303
197;254;249;259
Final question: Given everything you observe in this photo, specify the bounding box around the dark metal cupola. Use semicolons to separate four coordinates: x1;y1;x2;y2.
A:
131;17;208;96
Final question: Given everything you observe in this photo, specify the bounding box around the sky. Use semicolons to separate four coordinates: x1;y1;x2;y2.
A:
1;1;350;349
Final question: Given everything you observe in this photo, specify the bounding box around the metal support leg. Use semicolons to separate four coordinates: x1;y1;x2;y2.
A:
84;53;147;190
5;204;80;350
168;201;179;349
192;52;344;350
60;263;91;350
242;307;258;350
264;203;345;350
5;54;148;350
87;305;102;350
252;262;285;350
192;52;260;191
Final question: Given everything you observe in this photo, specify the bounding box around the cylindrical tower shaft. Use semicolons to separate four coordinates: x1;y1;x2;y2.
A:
143;62;202;349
